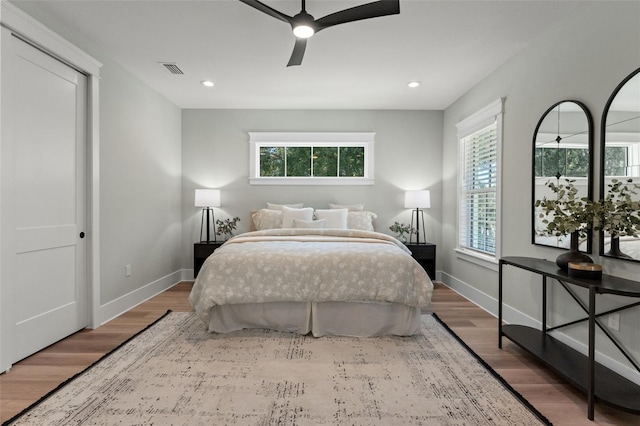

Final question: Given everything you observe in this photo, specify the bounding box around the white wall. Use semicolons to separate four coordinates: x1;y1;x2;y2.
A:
441;2;640;378
181;109;443;273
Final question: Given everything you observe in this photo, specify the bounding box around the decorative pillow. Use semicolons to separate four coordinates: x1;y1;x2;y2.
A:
347;211;377;231
266;202;304;211
329;203;364;211
251;209;283;230
281;206;314;228
293;218;327;229
314;208;348;229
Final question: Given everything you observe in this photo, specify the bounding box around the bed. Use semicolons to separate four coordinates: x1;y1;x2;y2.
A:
189;207;434;337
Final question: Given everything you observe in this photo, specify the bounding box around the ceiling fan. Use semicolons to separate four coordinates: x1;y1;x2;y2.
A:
239;0;400;66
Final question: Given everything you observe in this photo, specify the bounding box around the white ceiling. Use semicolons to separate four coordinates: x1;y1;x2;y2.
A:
11;0;588;110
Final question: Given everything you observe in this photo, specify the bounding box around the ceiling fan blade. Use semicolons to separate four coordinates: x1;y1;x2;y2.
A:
315;0;399;31
238;0;293;24
287;38;307;67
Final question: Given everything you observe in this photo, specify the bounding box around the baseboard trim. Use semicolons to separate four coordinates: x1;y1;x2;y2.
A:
183;268;195;282
95;270;183;326
439;271;640;386
438;271;538;328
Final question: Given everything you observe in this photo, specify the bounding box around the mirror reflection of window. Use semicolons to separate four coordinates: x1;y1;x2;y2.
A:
601;68;640;261
532;101;593;251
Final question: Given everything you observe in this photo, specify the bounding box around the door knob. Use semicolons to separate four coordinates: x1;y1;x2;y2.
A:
79;232;85;238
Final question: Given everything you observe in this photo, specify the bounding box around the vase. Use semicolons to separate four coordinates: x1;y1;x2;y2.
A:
397;233;407;244
556;231;593;270
606;235;632;259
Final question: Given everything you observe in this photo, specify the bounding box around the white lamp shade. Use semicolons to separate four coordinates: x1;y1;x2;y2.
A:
195;189;221;207
404;190;431;209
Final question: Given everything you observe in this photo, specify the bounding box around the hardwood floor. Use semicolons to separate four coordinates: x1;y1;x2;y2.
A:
1;281;638;425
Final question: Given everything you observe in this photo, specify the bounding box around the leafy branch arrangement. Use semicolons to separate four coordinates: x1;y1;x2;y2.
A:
536;178;640;238
389;222;415;237
535;179;595;238
593;178;640;237
216;217;241;239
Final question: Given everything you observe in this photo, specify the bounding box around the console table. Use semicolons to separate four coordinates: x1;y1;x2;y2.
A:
499;256;640;420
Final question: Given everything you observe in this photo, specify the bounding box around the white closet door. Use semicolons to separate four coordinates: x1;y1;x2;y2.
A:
1;33;87;365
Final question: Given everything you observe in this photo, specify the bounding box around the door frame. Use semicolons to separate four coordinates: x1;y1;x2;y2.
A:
0;1;102;372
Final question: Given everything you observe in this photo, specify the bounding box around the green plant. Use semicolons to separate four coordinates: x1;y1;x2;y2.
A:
593;178;640;237
535;179;595;238
389;222;415;236
216;217;241;238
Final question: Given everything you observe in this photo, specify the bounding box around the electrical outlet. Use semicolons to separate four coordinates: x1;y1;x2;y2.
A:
608;313;620;331
125;264;132;277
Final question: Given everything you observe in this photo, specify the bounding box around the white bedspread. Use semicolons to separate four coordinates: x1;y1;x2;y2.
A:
189;229;433;325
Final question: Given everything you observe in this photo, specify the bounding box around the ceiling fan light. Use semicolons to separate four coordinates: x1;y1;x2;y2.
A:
293;24;314;38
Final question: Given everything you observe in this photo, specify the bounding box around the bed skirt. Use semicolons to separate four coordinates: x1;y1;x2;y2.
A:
206;301;422;337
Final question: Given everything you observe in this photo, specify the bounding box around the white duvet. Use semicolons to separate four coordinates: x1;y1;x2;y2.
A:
189;229;433;325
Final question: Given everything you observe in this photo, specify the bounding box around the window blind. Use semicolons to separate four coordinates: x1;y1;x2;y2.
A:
459;122;497;255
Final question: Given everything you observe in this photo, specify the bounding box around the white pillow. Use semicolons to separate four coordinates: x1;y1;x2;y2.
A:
252;209;283;230
266;202;304;211
281;206;314;228
293;218;327;229
314;208;348;229
329;203;364;212
347;211;377;231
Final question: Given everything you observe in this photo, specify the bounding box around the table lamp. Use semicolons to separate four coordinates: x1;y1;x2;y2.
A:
404;190;430;244
195;189;221;243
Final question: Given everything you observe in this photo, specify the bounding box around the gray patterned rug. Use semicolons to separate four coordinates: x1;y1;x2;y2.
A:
4;312;551;425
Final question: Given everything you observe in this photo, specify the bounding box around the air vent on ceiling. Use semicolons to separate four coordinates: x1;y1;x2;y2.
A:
159;62;184;75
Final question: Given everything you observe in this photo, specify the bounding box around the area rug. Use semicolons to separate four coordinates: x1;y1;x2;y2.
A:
4;311;551;426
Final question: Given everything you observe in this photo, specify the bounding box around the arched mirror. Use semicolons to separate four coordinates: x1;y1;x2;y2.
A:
600;68;640;262
532;100;593;251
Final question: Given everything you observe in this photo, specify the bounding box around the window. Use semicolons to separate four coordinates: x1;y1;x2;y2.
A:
605;137;640;177
249;132;374;185
456;99;503;270
535;147;589;178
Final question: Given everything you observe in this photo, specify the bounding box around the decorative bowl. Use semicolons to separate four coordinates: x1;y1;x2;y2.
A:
568;262;602;279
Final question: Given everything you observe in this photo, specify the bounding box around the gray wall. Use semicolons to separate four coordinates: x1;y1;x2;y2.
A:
441;2;640;372
181;109;443;271
99;59;182;303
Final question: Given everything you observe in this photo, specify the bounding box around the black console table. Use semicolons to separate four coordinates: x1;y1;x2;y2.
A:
499;256;640;420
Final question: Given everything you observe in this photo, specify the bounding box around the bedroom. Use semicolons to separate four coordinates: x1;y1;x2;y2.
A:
1;0;639;424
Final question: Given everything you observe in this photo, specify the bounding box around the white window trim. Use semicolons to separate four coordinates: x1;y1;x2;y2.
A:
455;99;503;270
249;132;375;185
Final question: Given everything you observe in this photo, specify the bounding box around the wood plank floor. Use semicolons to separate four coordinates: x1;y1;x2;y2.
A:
1;282;639;425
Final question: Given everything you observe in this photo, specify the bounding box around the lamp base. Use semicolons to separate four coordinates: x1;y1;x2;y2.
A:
200;207;217;244
409;208;427;245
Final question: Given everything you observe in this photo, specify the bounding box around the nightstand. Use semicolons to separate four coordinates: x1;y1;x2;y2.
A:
405;243;436;280
194;241;223;278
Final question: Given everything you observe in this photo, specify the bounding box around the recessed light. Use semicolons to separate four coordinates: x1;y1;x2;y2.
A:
201;80;214;87
407;81;421;88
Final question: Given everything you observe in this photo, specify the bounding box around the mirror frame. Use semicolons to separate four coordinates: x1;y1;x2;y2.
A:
599;67;640;262
531;100;594;252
